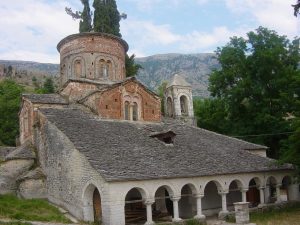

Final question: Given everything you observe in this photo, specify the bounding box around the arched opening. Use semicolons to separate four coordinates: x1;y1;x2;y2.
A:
98;59;106;78
247;178;260;207
179;184;197;219
93;189;102;222
153;186;174;223
107;60;112;79
202;181;222;216
166;97;173;117
74;59;82;78
132;103;138;121
82;184;102;222
266;176;277;203
125;188;146;225
180;95;189;116
125;101;130;120
227;180;242;211
281;176;292;202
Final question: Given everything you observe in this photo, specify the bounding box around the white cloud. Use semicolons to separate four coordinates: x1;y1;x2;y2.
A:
225;0;299;38
0;0;78;63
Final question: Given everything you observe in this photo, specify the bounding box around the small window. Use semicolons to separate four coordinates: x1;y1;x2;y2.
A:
150;131;176;145
132;103;138;121
125;101;130;120
106;105;108;109
115;99;118;102
152;110;155;114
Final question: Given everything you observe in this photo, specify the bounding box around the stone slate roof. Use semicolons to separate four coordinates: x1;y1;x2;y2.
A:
23;94;68;105
40;108;293;182
166;74;191;88
5;144;35;161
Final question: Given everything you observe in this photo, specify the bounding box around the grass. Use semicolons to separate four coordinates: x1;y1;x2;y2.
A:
250;202;300;225
226;202;300;225
0;222;32;225
0;195;71;223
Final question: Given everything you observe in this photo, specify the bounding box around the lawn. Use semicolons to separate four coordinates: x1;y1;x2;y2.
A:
226;202;300;225
0;195;70;224
250;202;300;225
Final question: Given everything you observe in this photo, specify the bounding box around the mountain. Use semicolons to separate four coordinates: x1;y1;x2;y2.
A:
135;53;220;97
0;53;220;97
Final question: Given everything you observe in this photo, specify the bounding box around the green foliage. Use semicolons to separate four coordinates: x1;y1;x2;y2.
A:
125;54;142;77
0;222;32;225
79;0;92;32
194;98;230;134
156;81;168;115
0;195;71;223
195;27;300;160
0;80;23;146
293;0;300;17
35;78;55;94
93;0;121;37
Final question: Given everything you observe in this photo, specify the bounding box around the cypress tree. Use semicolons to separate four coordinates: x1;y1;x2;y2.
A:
93;0;121;37
79;0;92;32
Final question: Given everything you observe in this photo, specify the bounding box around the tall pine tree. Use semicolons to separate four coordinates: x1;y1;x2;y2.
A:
93;0;121;37
79;0;92;32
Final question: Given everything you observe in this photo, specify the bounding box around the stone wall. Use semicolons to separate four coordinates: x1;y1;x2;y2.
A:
35;113;110;221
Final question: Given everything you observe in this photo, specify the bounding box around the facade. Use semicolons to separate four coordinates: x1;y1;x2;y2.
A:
1;32;299;225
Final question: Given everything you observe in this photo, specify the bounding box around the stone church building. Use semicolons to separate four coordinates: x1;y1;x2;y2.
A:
1;32;299;225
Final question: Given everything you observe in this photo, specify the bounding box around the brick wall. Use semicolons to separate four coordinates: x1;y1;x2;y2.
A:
58;33;127;87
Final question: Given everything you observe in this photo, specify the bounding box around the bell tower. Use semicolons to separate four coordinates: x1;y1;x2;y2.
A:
164;74;195;125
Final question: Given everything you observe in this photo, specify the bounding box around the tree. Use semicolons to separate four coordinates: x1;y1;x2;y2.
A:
0;80;24;146
156;81;168;115
292;0;300;17
125;54;142;77
205;27;300;159
93;0;121;36
79;0;92;32
35;78;55;94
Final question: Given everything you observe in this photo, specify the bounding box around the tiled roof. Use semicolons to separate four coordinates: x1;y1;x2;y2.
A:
23;94;68;105
40;108;293;182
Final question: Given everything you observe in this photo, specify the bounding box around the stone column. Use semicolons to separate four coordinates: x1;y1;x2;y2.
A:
258;187;265;207
218;192;229;218
144;200;155;225
194;194;206;220
171;197;182;222
275;184;282;203
241;189;248;202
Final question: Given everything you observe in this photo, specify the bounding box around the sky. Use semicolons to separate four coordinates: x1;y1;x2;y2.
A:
0;0;299;64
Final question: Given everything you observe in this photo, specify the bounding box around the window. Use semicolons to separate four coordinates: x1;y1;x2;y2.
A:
180;95;188;116
125;101;130;120
167;97;173;117
124;101;139;121
132;103;138;121
74;60;82;78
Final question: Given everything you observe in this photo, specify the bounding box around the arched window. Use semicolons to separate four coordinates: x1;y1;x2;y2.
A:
180;95;188;116
125;101;130;120
74;60;82;78
167;97;173;117
132;103;138;121
99;59;106;78
107;60;112;78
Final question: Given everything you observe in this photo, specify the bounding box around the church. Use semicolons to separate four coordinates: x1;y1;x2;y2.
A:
2;32;299;225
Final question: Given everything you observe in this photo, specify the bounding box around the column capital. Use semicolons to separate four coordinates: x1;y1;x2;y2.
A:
241;188;249;192
195;194;205;199
276;184;282;188
258;186;265;190
144;199;155;205
171;196;181;201
219;191;229;195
